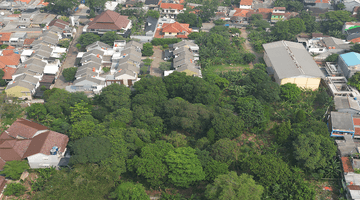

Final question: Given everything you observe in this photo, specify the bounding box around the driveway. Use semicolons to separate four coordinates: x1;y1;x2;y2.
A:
149;46;163;77
241;30;263;65
53;25;84;89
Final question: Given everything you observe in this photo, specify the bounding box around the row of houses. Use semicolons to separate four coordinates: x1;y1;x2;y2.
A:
1;18;73;100
69;40;143;94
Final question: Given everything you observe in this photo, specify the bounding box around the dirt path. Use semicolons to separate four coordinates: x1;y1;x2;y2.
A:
241;30;264;65
53;25;84;89
149;46;163;77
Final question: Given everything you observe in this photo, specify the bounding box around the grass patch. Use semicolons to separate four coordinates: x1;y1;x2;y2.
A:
206;64;250;73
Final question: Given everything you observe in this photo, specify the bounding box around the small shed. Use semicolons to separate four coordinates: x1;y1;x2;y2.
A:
330;111;355;137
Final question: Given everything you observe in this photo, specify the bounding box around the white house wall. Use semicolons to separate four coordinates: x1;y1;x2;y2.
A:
27;153;61;168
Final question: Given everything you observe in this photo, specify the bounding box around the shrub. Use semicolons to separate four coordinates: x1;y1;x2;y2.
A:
63;67;77;82
151;38;181;46
58;39;71;48
102;67;110;73
4;183;26;197
1;160;29;180
142;43;154;56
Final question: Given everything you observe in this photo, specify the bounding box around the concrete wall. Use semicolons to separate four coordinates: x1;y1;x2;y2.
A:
280;77;321;90
27;153;60;168
130;35;153;42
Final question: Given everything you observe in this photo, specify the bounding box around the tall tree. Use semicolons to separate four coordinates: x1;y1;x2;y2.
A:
205;172;263;200
100;31;122;46
114;182;149;200
165;147;205;188
98;84;131;112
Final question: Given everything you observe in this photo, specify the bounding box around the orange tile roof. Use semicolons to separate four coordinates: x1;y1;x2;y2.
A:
354;118;360;126
160;3;184;10
351;38;360;43
0;53;20;66
179;0;185;3
342;157;355;173
0;33;11;42
240;0;253;5
154;28;163;38
0;62;5;69
2;50;13;56
315;0;329;3
7;14;21;17
2;67;16;80
355;127;360;136
233;8;250;17
6;46;15;49
23;38;35;45
14;0;31;4
258;8;273;13
162;22;191;33
273;7;286;10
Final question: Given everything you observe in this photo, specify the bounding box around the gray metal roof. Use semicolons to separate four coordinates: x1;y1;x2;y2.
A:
347;32;360;41
83;49;104;58
335;96;360;112
331;111;354;132
323;37;352;50
86;41;111;51
145;16;158;33
263;40;324;79
73;76;104;86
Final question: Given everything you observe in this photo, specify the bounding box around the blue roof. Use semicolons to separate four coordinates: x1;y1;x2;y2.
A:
340;52;360;66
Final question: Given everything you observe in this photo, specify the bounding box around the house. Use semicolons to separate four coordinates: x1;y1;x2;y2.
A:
48;19;75;37
0;49;21;69
145;0;160;9
86;10;132;35
334;96;360;115
304;0;331;9
263;40;325;90
273;7;285;13
156;22;192;38
325;76;360;97
271;8;285;22
246;8;273;21
160;3;184;19
338;52;360;79
66;76;106;93
343;0;360;12
130;16;158;42
346;27;360;43
340;156;360;200
86;41;112;51
5;74;39;100
329;111;357;138
0;32;12;45
343;22;360;34
239;0;253;9
0;118;69;169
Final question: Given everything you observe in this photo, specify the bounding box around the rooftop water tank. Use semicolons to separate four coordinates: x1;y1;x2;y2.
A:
50;146;59;155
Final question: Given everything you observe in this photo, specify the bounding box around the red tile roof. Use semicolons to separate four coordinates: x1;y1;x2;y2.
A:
88;10;130;30
258;8;273;13
348;185;360;190
315;0;329;3
7;14;21;17
346;22;360;26
176;35;188;38
355;128;360;136
342;157;355;173
246;10;272;19
48;19;70;30
154;28;163;38
6;46;15;49
240;0;253;5
23;130;69;157
24;38;35;45
0;176;6;192
0;33;11;42
14;0;31;4
0;53;20;66
233;8;250;17
354;118;360;126
2;50;13;56
162;22;191;34
2;67;16;80
160;3;184;10
6;118;48;139
351;38;360;43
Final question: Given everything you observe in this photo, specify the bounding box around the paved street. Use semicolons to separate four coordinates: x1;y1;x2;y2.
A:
53;25;83;89
149;46;163;77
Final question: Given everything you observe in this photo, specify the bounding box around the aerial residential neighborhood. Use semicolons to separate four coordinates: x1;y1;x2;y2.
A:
1;0;360;199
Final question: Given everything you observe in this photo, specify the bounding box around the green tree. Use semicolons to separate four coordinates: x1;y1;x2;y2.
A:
4;183;26;197
114;182;149;200
165;147;205;188
0;69;6;86
336;3;345;10
210;108;244;140
205;172;263;200
100;31;122;46
98;84;131;112
348;72;360;90
197;0;218;22
210;138;237;163
293;132;337;171
145;10;160;19
204;159;229;182
142;43;154;56
1;160;29;180
271;20;293;40
177;13;201;27
159;62;172;71
280;83;301;102
26;103;47;122
351;44;360;53
69;137;112;165
235;96;265;129
130;141;174;187
78;33;100;48
320;10;354;33
270;120;292;145
44;0;80;15
299;11;319;33
70;100;91;123
68;119;100;140
163;131;187;147
288;18;306;35
86;0;107;11
76;43;82;50
62;67;77;82
58;39;70;48
325;53;339;62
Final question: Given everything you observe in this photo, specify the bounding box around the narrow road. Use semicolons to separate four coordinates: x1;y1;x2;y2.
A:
149;46;163;77
53;25;84;89
241;29;263;65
